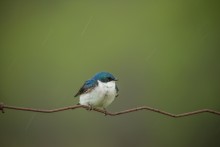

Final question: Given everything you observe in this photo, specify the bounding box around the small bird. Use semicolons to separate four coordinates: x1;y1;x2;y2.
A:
74;72;119;112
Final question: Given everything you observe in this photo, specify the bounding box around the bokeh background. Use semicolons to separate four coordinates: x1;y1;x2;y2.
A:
1;0;220;147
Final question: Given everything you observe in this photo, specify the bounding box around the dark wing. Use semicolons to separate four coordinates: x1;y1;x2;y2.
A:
74;79;98;97
115;84;119;97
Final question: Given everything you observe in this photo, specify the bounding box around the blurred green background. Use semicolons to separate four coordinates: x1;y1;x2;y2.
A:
1;0;220;147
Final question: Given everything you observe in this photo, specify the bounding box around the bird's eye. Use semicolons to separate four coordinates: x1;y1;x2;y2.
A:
108;77;113;81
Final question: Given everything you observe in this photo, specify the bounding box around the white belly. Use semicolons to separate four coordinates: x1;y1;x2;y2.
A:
79;80;117;108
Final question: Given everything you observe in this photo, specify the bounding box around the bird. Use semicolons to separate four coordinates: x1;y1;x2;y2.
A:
74;72;119;112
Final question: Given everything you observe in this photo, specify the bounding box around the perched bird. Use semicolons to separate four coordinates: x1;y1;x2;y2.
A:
74;72;119;112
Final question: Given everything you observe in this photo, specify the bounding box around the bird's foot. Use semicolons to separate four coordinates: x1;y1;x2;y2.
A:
87;104;93;111
103;108;108;116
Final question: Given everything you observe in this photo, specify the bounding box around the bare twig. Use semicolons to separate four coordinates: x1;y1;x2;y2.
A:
0;102;220;118
0;103;5;113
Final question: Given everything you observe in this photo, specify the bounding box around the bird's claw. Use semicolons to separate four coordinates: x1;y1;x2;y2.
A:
103;108;108;116
87;104;93;111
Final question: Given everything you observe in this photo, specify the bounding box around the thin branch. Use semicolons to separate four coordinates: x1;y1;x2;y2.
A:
0;102;220;118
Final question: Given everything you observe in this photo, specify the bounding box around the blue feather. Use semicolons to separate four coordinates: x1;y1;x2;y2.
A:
74;79;98;97
74;72;118;97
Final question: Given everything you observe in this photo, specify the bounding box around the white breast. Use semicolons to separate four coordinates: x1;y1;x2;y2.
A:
79;80;117;108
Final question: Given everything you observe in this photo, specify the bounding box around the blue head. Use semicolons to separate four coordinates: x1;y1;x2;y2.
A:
92;72;118;83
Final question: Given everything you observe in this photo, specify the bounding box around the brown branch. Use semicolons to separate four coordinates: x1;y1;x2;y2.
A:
0;102;220;118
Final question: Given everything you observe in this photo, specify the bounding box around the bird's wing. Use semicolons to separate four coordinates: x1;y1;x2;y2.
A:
74;79;98;97
115;84;119;97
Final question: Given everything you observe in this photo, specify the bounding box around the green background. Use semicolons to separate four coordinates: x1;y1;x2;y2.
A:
1;0;220;147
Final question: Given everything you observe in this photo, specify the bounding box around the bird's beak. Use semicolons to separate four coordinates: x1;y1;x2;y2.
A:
114;79;118;81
